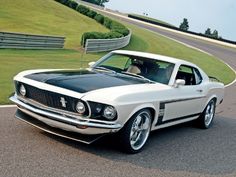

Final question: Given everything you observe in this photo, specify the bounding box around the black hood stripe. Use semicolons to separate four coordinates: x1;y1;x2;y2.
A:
25;69;148;93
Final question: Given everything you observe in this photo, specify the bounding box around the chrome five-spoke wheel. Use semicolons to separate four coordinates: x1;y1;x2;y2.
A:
197;99;216;129
119;109;152;153
130;111;151;151
204;100;215;127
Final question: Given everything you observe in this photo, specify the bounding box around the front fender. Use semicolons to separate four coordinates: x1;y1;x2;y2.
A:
117;102;158;128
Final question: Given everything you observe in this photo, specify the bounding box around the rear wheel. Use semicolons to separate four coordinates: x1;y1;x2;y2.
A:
197;99;216;129
119;109;152;154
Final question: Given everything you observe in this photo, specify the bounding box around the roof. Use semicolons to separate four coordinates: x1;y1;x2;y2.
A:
113;50;197;67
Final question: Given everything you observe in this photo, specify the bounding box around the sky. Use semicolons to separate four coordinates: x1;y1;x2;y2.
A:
106;0;236;41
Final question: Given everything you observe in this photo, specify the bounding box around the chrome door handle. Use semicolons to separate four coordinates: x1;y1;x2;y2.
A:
196;89;203;93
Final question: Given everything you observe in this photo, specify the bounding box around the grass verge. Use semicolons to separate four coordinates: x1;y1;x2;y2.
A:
0;24;235;104
0;0;109;49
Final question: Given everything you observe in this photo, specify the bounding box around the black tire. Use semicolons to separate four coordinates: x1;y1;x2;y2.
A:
119;109;152;154
196;99;216;129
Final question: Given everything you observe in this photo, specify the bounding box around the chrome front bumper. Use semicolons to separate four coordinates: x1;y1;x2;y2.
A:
10;95;122;137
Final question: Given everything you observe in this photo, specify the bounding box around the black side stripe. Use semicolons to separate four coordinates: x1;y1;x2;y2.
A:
155;97;204;126
159;113;201;125
162;96;206;104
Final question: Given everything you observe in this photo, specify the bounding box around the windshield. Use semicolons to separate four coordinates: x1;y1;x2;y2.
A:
93;53;175;85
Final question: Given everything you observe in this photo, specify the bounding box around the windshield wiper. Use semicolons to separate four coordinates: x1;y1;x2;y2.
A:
92;66;116;74
121;71;154;83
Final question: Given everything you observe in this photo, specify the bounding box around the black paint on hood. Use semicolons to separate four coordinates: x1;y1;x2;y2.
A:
24;69;148;93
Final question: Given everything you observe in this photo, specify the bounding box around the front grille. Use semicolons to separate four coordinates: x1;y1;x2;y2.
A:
15;82;89;115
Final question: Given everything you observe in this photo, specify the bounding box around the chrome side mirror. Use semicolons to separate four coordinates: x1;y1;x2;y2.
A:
174;79;185;88
88;61;96;68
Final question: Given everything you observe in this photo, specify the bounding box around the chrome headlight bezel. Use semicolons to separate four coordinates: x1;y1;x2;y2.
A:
103;106;117;120
75;101;86;114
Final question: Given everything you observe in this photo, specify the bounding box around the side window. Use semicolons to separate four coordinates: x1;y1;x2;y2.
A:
193;68;203;85
176;65;197;86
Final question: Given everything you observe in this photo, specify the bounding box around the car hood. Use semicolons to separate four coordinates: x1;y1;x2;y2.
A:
83;82;170;104
23;69;149;93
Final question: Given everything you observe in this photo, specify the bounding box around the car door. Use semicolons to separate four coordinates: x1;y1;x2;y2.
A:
158;65;206;124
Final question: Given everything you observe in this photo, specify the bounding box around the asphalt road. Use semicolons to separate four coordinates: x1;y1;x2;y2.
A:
1;107;236;177
1;10;236;177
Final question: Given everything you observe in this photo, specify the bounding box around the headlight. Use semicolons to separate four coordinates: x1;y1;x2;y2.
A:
103;106;117;120
75;101;86;114
19;84;26;96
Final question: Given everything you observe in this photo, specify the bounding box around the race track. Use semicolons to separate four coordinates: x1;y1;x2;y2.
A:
1;7;236;177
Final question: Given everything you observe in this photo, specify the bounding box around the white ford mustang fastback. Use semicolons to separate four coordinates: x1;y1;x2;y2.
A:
10;50;224;153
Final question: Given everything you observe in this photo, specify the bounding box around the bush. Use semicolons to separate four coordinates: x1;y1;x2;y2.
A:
76;5;90;15
94;14;104;24
68;1;78;10
81;31;125;47
110;21;129;35
86;10;97;18
81;32;105;46
54;0;130;47
112;28;129;36
57;0;70;5
104;32;124;39
103;17;112;29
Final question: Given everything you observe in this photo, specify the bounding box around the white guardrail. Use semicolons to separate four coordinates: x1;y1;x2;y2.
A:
0;31;65;49
85;32;132;53
76;0;132;53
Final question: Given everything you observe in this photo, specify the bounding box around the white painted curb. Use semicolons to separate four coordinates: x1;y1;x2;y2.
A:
0;105;16;108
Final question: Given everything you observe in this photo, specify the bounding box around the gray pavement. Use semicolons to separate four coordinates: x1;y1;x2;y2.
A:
1;10;236;177
1;107;236;177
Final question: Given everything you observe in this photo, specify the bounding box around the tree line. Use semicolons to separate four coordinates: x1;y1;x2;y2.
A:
82;0;222;40
179;18;220;39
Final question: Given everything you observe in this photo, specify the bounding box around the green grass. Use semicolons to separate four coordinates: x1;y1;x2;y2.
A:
0;0;235;104
0;0;109;49
129;14;175;27
0;49;104;104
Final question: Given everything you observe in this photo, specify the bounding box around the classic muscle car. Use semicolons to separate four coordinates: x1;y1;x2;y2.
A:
10;50;224;153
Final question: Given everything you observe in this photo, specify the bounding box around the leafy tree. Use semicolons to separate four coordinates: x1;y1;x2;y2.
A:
98;0;109;6
205;28;211;36
204;28;219;39
179;18;189;31
212;30;219;39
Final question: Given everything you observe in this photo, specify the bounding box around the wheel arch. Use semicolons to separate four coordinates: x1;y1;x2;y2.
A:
125;104;156;125
203;96;217;112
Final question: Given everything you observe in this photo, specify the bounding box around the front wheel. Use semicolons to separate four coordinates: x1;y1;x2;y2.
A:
197;99;216;129
119;109;152;154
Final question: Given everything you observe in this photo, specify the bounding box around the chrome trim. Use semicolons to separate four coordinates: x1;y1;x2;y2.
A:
10;95;122;129
18;96;88;118
17;95;112;124
16;80;92;117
